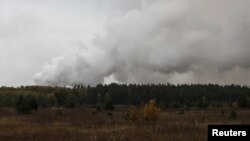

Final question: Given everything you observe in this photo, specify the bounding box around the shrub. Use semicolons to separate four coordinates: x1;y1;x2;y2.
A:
126;106;140;122
143;99;161;121
15;95;38;114
65;95;76;108
229;109;237;120
238;96;248;108
222;102;238;120
104;100;114;110
104;94;114;111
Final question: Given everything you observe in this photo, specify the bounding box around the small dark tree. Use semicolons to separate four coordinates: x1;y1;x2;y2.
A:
198;96;208;109
229;109;237;120
104;93;114;110
96;93;104;110
54;89;68;106
238;96;248;108
28;95;38;111
15;95;38;114
65;94;76;108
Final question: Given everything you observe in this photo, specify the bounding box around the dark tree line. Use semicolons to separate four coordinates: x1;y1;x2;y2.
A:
84;83;250;108
0;83;250;110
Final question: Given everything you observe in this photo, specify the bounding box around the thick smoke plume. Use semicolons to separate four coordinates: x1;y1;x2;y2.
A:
34;0;250;86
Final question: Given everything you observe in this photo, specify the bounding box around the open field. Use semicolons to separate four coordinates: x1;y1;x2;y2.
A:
0;107;249;141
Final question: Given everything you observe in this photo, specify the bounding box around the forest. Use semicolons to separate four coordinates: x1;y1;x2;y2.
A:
0;83;249;111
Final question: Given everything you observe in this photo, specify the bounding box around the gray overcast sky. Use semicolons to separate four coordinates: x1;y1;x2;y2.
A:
1;0;250;86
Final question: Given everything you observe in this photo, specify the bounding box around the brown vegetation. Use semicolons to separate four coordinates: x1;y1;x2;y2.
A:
0;107;249;141
143;100;161;121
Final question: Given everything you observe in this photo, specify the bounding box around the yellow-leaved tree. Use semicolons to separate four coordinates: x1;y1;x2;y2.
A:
143;99;161;121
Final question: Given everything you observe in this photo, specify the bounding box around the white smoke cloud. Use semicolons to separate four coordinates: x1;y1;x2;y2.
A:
34;0;250;86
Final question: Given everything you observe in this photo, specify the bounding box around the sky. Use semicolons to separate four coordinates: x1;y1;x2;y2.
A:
0;0;250;86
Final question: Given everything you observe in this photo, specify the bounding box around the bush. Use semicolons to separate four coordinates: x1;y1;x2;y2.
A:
65;95;76;108
143;99;161;121
15;95;38;114
238;96;248;108
104;94;114;111
222;102;238;120
126;106;140;122
229;109;237;120
104;100;114;110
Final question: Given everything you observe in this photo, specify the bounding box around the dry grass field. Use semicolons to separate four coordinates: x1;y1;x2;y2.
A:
0;107;249;141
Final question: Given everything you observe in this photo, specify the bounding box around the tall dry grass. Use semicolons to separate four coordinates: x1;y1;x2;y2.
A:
0;107;249;141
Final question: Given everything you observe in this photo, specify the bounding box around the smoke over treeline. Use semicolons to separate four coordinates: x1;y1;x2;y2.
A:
34;0;250;86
